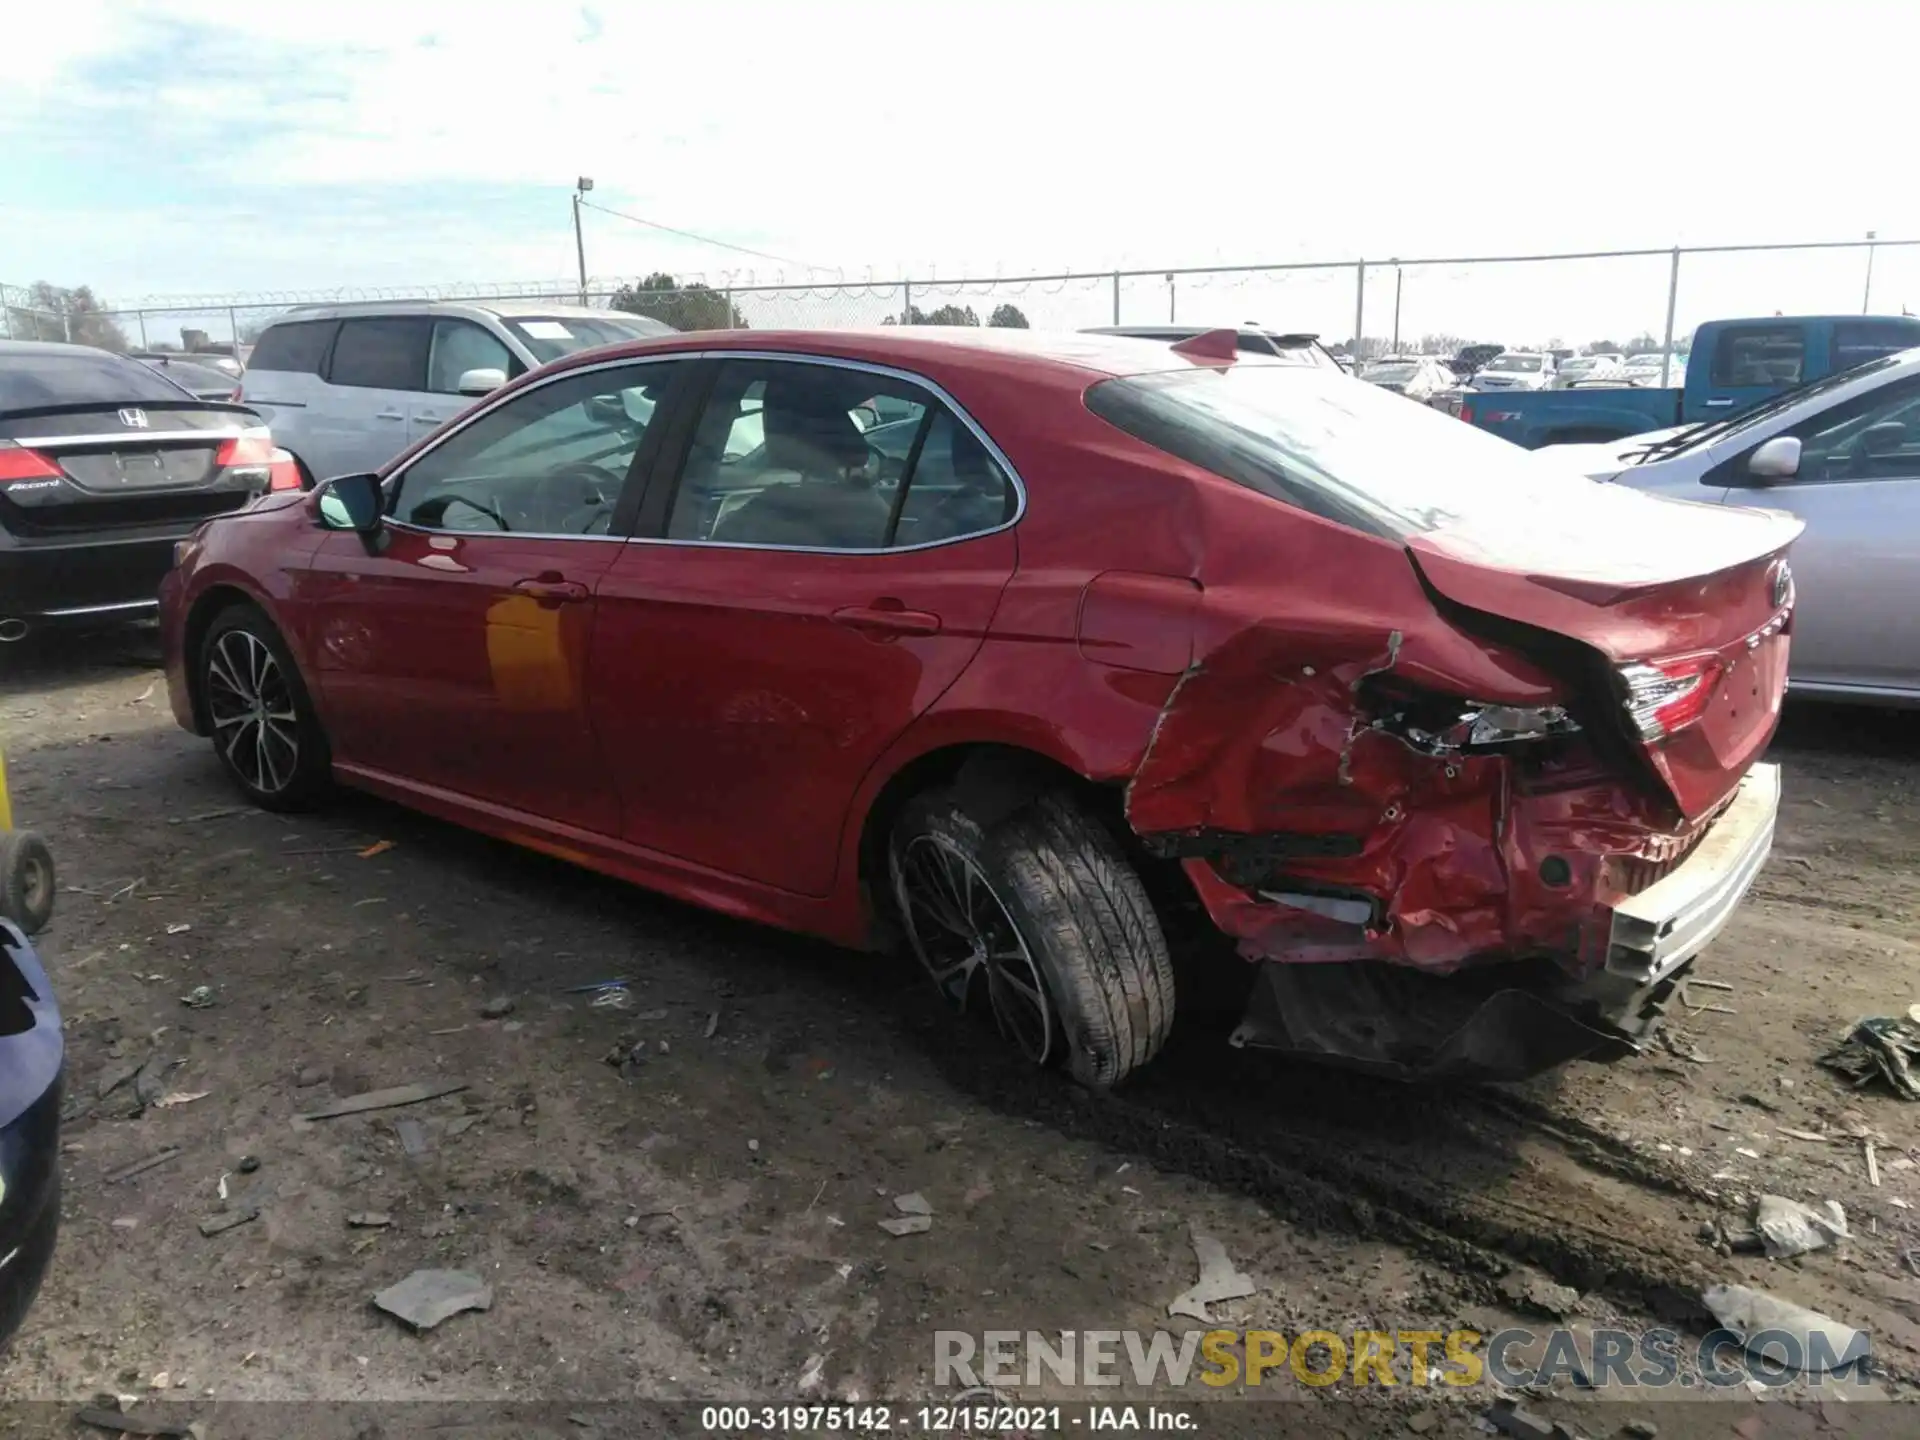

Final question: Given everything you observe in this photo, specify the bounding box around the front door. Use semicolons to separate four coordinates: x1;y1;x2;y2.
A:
589;356;1022;895
1707;370;1920;693
312;315;434;476
408;318;522;445
301;356;690;833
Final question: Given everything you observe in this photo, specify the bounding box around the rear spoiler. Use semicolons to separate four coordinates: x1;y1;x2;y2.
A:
0;399;260;425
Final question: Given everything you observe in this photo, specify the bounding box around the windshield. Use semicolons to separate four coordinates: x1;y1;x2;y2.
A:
1084;362;1631;543
1560;357;1598;371
1640;352;1906;461
1364;362;1419;380
1486;355;1542;372
503;315;673;364
1624;354;1666;369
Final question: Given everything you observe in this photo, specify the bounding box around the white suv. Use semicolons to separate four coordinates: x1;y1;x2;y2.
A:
240;300;675;483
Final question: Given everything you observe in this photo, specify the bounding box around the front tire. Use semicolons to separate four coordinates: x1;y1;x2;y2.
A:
0;831;55;935
890;788;1176;1088
199;605;330;811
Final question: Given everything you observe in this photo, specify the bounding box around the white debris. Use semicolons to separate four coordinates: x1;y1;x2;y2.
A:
892;1192;932;1216
1703;1283;1867;1375
1167;1230;1257;1322
1756;1196;1849;1258
878;1215;932;1237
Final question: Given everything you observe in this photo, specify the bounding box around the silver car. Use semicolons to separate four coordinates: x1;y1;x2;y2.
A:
1540;348;1920;705
240;300;675;484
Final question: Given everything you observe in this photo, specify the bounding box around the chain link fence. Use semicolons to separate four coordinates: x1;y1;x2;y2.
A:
5;238;1914;362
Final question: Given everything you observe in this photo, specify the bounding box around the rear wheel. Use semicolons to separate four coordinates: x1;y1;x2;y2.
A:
0;831;55;935
200;605;330;811
889;788;1175;1088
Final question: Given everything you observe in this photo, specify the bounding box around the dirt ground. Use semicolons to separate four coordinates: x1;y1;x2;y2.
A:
0;627;1916;1438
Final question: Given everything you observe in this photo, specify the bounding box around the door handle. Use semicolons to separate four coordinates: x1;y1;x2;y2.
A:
832;603;941;637
1703;398;1735;407
377;409;406;421
513;574;591;605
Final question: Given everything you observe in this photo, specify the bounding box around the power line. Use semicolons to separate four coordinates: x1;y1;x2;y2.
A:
576;198;823;272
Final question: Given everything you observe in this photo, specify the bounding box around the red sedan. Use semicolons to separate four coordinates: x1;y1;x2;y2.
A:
159;328;1798;1085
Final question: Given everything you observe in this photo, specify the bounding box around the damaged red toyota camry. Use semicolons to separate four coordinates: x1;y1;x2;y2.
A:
158;328;1796;1086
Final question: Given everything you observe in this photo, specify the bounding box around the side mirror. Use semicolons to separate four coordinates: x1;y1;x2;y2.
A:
850;404;880;432
585;393;630;427
1745;435;1802;481
456;367;507;397
318;471;385;534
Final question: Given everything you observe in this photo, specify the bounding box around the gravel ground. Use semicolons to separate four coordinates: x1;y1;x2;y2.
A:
0;628;1916;1437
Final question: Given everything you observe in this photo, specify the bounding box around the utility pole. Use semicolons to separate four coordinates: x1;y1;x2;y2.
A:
573;177;594;305
1391;261;1403;353
1863;230;1878;314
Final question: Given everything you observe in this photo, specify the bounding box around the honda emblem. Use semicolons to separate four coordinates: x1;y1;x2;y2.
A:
118;408;150;429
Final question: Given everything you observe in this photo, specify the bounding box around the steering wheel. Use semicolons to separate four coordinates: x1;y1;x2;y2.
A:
438;494;509;531
543;461;623;533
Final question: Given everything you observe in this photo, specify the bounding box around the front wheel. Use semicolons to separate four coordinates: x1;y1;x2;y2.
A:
890;788;1176;1088
200;605;331;811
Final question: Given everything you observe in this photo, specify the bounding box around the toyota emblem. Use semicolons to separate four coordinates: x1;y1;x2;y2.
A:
118;408;150;429
1770;559;1794;610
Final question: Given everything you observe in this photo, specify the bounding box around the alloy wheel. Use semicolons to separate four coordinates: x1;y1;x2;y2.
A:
205;629;300;796
891;833;1058;1065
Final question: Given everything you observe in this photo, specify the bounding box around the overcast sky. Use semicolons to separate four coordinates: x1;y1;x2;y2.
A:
4;0;1916;345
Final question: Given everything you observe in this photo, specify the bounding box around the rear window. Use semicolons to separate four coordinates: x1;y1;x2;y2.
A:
247;319;338;374
0;349;195;410
1085;363;1600;542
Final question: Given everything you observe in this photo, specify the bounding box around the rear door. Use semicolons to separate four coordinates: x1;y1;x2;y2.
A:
411;318;521;444
588;355;1020;895
311;317;432;477
1703;370;1920;696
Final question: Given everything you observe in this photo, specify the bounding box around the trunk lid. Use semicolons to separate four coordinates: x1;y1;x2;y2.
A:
0;402;263;535
1409;491;1802;820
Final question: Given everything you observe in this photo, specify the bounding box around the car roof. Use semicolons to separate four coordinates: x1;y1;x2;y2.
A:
532;326;1302;388
270;299;651;323
0;339;126;360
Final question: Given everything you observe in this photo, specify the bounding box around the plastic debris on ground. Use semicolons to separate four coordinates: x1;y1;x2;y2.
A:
1819;1015;1920;1099
589;983;632;1011
877;1214;931;1237
1755;1195;1849;1258
1167;1229;1257;1322
1702;1283;1868;1374
372;1268;493;1331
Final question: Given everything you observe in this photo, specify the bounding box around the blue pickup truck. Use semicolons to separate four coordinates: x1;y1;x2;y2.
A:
1462;314;1920;448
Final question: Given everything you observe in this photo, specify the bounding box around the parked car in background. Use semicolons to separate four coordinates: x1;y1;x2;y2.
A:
0;341;296;641
163;328;1792;1088
1461;315;1920;448
1618;353;1676;386
0;922;62;1349
135;354;243;402
1082;325;1346;372
131;350;243;381
240;301;677;485
1359;355;1454;400
1469;351;1556;391
1446;343;1506;379
1543;346;1920;705
1556;354;1624;388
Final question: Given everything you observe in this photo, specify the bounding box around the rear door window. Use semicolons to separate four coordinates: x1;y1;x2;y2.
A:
1710;325;1805;387
1830;320;1920;373
327;318;432;390
246;320;338;374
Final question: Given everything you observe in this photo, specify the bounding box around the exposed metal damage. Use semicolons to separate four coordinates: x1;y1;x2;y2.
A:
1120;608;1753;1080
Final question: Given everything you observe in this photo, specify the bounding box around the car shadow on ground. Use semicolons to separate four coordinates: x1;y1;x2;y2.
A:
0;624;164;703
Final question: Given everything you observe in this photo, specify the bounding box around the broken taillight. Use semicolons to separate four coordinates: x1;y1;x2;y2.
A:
1617;655;1724;741
1367;681;1580;755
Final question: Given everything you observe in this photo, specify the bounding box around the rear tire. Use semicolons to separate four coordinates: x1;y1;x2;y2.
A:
199;605;330;811
890;788;1176;1088
0;831;55;935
